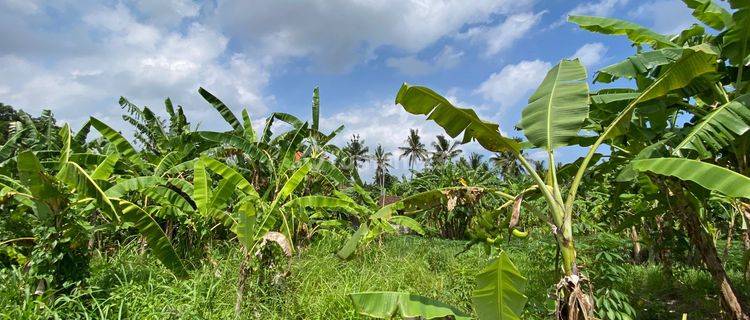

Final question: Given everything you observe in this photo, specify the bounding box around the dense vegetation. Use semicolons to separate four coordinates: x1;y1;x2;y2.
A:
2;1;750;319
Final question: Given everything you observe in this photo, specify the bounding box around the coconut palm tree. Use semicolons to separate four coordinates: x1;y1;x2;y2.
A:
431;134;461;165
460;152;487;171
491;151;522;178
373;145;392;199
399;129;428;175
342;134;370;179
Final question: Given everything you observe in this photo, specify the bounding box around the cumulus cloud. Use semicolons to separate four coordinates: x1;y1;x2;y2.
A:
570;42;608;68
629;0;694;34
386;46;464;75
460;12;544;56
567;0;629;17
319;95;499;178
0;1;272;131
212;0;534;72
0;0;545;134
475;60;551;111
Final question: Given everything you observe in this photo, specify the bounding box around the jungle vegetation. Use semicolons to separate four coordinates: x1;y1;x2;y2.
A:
2;1;750;319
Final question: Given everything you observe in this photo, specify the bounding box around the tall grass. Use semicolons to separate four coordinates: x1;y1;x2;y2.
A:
1;234;742;319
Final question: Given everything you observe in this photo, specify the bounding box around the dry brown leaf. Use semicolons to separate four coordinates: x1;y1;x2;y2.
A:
256;231;292;257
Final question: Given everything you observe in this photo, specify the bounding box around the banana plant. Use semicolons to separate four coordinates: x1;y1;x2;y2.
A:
335;185;529;260
350;251;527;320
631;158;750;319
568;2;750;318
395;39;721;317
183;152;363;315
0;125;187;295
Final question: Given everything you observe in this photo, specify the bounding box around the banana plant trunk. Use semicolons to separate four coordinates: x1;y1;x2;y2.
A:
554;205;594;320
235;247;251;316
630;226;642;263
666;182;749;320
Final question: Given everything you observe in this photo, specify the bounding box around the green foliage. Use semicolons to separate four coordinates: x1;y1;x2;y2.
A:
521;59;590;150
350;292;471;320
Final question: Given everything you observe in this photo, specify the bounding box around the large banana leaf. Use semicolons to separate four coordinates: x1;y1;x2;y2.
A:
349;292;471;320
388;216;425;235
313;159;348;186
269;161;312;211
722;7;750;66
193;159;211;217
568;15;676;49
199;87;242;132
207;178;237;217
91;153;120;180
0;127;27;161
58;124;72;165
57;161;121;223
154;151;183;176
198;131;271;168
89;117;144;167
282;195;363;213
674;93;750;157
395;84;521;153
200;156;258;197
73;121;91;152
683;0;732;30
594;48;684;83
336;222;369;260
520;59;589;150
235;198;276;250
471;251;528;320
241;109;257;142
105;176;164;197
117;199;188;278
144;186;194;213
631;158;750;199
639;44;718;102
16;151;63;222
17;151;63;203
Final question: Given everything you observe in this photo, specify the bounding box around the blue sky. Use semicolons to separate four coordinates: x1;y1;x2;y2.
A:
0;0;701;178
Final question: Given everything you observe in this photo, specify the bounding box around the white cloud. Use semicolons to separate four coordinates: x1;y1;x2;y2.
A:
570;42;608;68
0;2;272;132
386;45;464;75
212;0;534;72
319;95;501;178
475;60;551;111
567;0;629;17
2;0;40;14
131;0;200;27
629;1;694;35
460;12;543;56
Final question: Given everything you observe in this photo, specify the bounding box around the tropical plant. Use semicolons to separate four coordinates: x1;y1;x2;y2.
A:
393;30;739;316
350;251;527;320
0;124;187;297
399;129;429;175
373;145;392;199
431;134;462;165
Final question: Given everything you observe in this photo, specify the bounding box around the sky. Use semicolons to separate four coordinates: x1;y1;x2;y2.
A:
0;0;701;179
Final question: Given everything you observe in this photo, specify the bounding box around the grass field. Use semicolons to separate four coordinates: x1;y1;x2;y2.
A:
2;234;746;319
